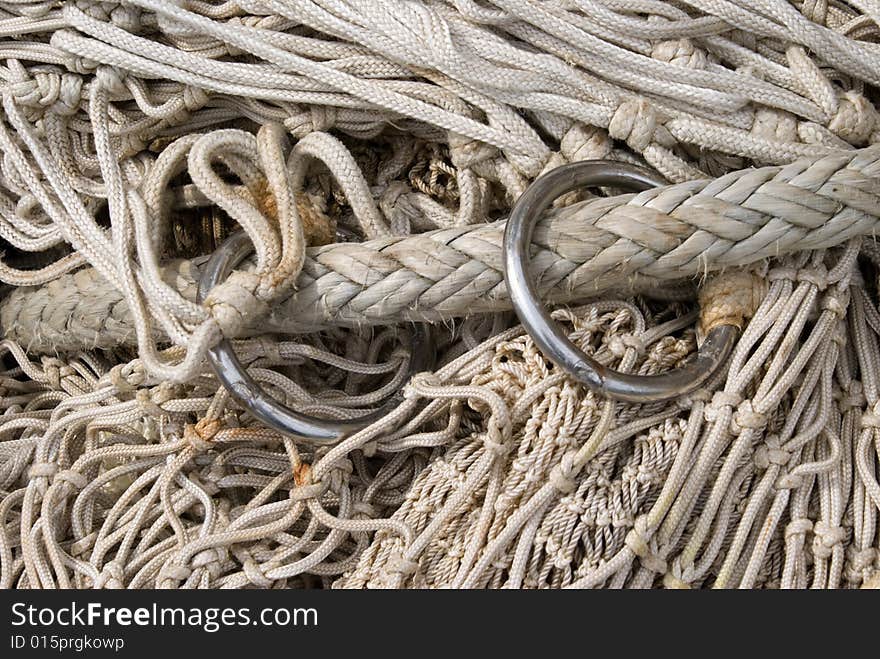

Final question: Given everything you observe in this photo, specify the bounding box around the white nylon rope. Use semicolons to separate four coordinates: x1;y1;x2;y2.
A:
0;1;878;589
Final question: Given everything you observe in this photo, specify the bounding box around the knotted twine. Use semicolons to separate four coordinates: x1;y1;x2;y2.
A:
0;1;879;588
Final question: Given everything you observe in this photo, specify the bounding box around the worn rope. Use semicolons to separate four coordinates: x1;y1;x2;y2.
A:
6;146;880;352
0;0;879;589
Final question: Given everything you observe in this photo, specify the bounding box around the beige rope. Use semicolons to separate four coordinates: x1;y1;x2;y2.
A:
5;146;880;353
1;1;880;591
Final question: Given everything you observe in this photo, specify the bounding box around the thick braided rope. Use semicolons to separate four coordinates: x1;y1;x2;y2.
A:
5;146;880;353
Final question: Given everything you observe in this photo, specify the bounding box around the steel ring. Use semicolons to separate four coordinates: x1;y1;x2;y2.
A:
198;230;432;444
503;160;738;403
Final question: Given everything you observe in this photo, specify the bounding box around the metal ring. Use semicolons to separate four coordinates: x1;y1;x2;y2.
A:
198;231;432;444
503;160;738;403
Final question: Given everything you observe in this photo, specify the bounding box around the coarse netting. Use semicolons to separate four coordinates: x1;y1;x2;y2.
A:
0;0;879;589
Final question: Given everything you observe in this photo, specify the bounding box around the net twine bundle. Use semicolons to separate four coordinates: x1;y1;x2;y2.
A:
0;0;879;588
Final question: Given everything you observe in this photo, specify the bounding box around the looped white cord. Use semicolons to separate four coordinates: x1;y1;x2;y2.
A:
199;124;305;339
286;131;394;239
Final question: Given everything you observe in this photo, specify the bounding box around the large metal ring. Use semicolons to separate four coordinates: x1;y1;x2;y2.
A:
503;160;738;403
198;231;432;444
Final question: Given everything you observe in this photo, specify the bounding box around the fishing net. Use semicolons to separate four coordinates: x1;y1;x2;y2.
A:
1;0;879;589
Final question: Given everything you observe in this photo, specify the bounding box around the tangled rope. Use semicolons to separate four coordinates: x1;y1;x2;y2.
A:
1;0;879;588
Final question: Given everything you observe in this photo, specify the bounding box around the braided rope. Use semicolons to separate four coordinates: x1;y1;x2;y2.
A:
1;1;880;591
5;146;880;352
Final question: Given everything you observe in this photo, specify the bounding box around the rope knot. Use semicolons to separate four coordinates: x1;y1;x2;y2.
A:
192;548;226;578
108;361;146;392
41;356;73;389
95;560;124;589
754;437;790;468
109;4;142;31
732;400;767;433
607;333;644;358
156;562;192;588
651;39;707;69
608;99;673;152
549;451;579;493
829;90;877;145
135;389;167;418
767;266;798;282
624;516;666;573
704;390;742;422
28;462;57;480
243;557;273;588
784;517;813;542
388;551;419;576
448;131;499;170
352;502;378;518
8;68;62;112
180;85;209;112
54;469;88;490
293;461;312;487
812;521;847;559
797;264;829;290
95;65;128;97
860;410;880;429
74;0;111;22
663;558;695;589
821;289;849;317
155;11;200;39
327;458;353;492
839;380;865;411
774;471;802;490
845;547;877;585
184;418;223;453
751;108;798;144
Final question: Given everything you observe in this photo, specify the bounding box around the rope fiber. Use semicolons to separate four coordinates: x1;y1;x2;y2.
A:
0;0;879;589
